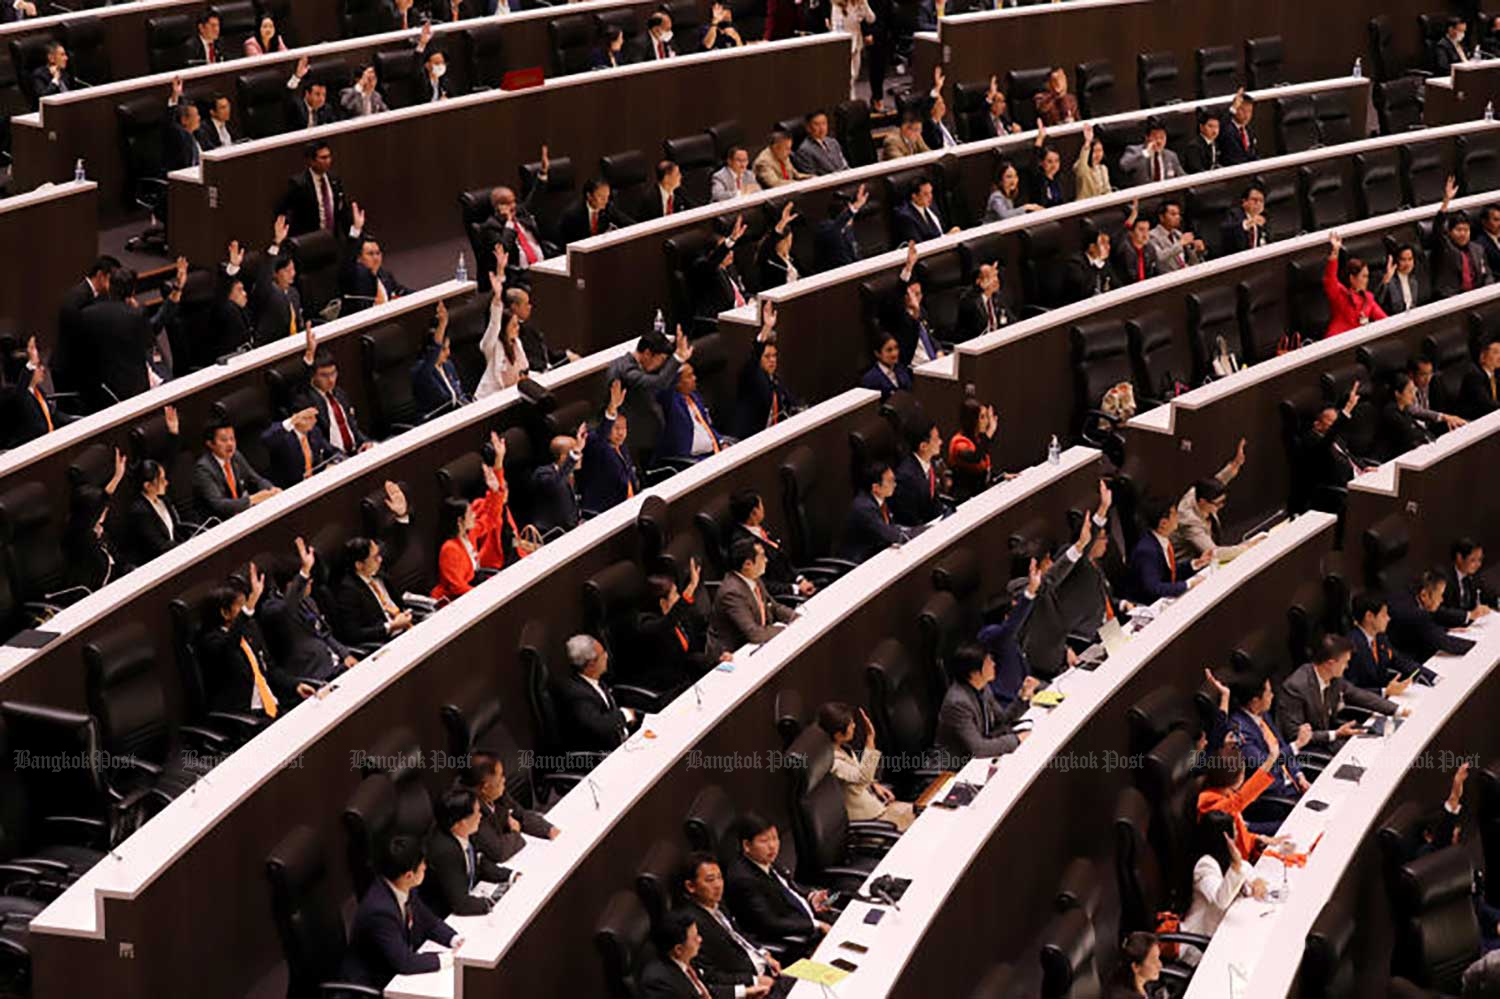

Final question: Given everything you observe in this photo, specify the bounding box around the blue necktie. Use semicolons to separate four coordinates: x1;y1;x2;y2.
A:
465;842;477;890
918;321;937;361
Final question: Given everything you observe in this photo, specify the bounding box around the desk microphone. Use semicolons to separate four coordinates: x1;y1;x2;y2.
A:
190;516;224;539
216;340;256;365
693;681;703;710
872;883;901;912
587;777;601;810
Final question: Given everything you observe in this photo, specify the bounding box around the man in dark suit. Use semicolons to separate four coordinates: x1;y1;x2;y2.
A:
935;642;1035;763
478;173;557;287
342;212;410;314
197;567;315;719
1347;593;1427;694
679;853;782;998
1442;538;1496;624
580;393;641;515
1477;206;1500;278
1390;571;1480;661
260;407;338;488
555;634;636;751
1436;17;1473;74
1221;185;1270;255
813;185;867;272
1295;385;1373;506
340;836;459;989
630;11;677;62
284;79;338;131
277;141;352;237
1217;88;1258;167
657;363;730;461
639;160;694;221
460;753;558;866
125;458;181;564
162;100;202;171
839;463;907;562
635;568;721;691
411;304;472;418
639;910;727;999
729;491;815;600
295;342;371;455
725;814;829;957
731;335;798;439
1380;371;1436;459
79;271;166;407
1111;211;1159;287
1182;110;1222;173
258;539;355;682
253;241;305;346
529;433;582;537
891;421;947;526
891;179;949;245
691;215;752;320
955;261;1010;341
31;43;79;99
1275;635;1405;751
883;242;944;366
4;336;71;445
333;532;415;646
604;333;688;451
54;257;116;394
557;177;636;243
192;11;223;65
1377;243;1429;315
706;539;796;658
192;421;279;523
195;94;237;150
1432;177;1493;299
421;786;507;918
1460;336;1500;420
1127;497;1207;603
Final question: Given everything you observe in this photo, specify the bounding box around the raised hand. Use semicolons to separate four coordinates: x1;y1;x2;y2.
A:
760;299;777;332
730;214;748;243
1097;477;1112;515
273;214;289;246
295;536;315;575
227;239;245;270
489;429;507;467
1328;231;1342;256
904;240;918;272
163;404;179;435
1444;174;1459;207
384;480;408;518
777;201;798;231
247;562;265;604
609;377;626;413
540;144;550;175
295;56;310;79
351;202;366;233
174;255;189;288
851;183;869;213
170;76;183;102
1026;556;1042;597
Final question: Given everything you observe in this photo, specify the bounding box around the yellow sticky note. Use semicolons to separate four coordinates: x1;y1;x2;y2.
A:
782;959;852;985
1032;690;1066;707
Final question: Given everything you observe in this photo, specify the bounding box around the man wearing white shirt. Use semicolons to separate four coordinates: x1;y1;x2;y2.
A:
556;635;636;750
643;160;693;219
893;179;953;244
339;65;389;118
194;94;237;150
710;147;762;202
296;334;372;454
194;12;223;65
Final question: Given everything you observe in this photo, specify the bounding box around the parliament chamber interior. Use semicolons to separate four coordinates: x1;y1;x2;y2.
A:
7;0;1500;996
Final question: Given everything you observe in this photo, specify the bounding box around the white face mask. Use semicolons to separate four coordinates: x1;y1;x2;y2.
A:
659;29;673;43
431;63;446;78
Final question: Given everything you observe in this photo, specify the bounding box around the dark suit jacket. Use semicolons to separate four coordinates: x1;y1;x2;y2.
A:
519;322;568;372
341;243;411;315
706;571;795;656
657;389;726;460
258;574;348;681
198;617;300;717
124;495;180;565
1295;414;1359;498
80;299;158;405
691;241;750;319
890;454;941;526
730;524;799;599
1436;36;1469;74
162;121;200;171
1442;564;1496;620
882;291;941;367
1377;270;1429;314
634;598;713;691
292;376;369;453
639;959;733;999
1182;134;1221;173
472;794;554;866
731;353;797;438
579;431;639;514
55;279;101;391
284;95;339;131
1127;533;1187;602
260;422;337;489
191;450;273;522
955;286;1009;341
814;208;860;271
1431;210;1493;298
1380;402;1434;459
684;902;760;989
1274;661;1397;748
1459;363;1500;420
31;67;79;99
1220;206;1270;255
528;458;579;535
1345;626;1420;692
553;671;629;751
252;275;304;347
935;679;1026;761
410;342;471;418
637;186;694;221
557;200;635;244
1111;238;1159;286
194;120;236;151
2;380;65;446
420;830;504;917
1217;117;1258;166
859;362;912;396
891;202;944;245
339;879;456;987
333;572;406;646
723;853;818;946
838;491;903;563
277;169;352;238
1389;589;1478;661
628;34;676;63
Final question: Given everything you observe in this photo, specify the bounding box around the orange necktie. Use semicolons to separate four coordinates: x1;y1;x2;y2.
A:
686;397;720;453
751;580;766;626
1165;540;1177;583
299;434;312;478
240;637;279;718
30;387;53;433
675;626;689;651
223;460;238;499
768;390;779;426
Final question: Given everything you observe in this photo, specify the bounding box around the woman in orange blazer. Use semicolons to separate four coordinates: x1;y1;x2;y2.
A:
947;397;999;502
1197;742;1284;862
432;433;523;602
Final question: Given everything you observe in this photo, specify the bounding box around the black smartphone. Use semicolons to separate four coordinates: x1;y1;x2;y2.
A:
839;941;869;954
863;909;885;925
1305;799;1329;812
830;958;859;972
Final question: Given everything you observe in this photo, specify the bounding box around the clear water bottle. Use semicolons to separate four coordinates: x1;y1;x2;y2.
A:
1351;57;1362;79
455;252;468;283
1487;101;1495;122
652;308;666;337
73;159;86;182
1047;435;1061;465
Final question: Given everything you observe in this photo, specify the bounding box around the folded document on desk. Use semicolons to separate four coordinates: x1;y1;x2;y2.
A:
782;960;852;985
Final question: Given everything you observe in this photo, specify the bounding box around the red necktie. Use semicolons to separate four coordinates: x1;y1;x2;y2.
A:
1239;126;1249;151
1152;155;1162;182
30;387;53;433
928;465;936;498
655;39;664;58
590;210;599;235
1136;247;1146;282
751;580;765;626
664;193;674;215
1462;252;1475;291
327;393;354;449
319;176;334;231
880;502;890;524
515;224;540;264
1165;540;1177;582
684;963;711;999
781;161;789;180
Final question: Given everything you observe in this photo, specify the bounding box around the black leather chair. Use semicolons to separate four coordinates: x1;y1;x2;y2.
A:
1401;142;1448;210
1195;45;1239;99
1018;219;1069;310
784;726;899;891
1314;91;1355;147
952;78;992;142
1461;133;1500;194
59;16;109;90
1354;149;1405;218
1114;787;1210;979
1298;893;1358;999
683;783;739;865
438;694;547;808
595;889;654;999
145;14;194;74
1376;77;1424;134
0;482;83;613
1039;906;1103;999
237;67;295;139
1071;318;1148;455
600;148;650;222
1004;67;1051;131
1274;93;1319;155
1125;686;1197;761
339;0;395;38
706;119;744;160
1236;271;1291;364
1076;60;1117;119
1137;51;1180;107
1300;163;1349;233
1139;730;1203;903
265;825;379;999
835;101;875;167
1244;35;1285;88
458;21;505;91
549;13;597;77
864;638;945;799
663;132;718;207
341;764;432;898
0;721;108;897
1127;311;1189;403
583;560;683;710
1388;845;1482;992
778;445;861;582
633;837;684;930
373;47;421;109
1423;323;1474;413
360;321;431;437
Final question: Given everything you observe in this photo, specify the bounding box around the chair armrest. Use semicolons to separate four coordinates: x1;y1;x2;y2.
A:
808;557;861;573
1156;930;1212;951
813;866;878;892
1019;304;1049;319
654;456;698;474
205;710;270;740
39;815;108;849
119;756;163;778
178;725;232;753
611;684;670;713
846;820;901;839
7;856;71;876
319;983;384;998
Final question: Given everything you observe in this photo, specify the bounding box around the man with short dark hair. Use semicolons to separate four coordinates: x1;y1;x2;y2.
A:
258;537;356;682
460;753;559;866
559;176;635;243
1033;66;1078;126
1437;16;1474;74
956;260;1011;340
1276;634;1406;750
421;785;507;917
892;178;951;244
658;361;731;461
1182;109;1222;173
642;160;694;220
679;853;780;998
1461;336;1500;420
193;11;222;64
1390;570;1481;660
340;64;389;117
729;489;814;599
31;43;77;97
724;813;830;958
1120;118;1185;186
333;491;415;645
198;564;315;719
192;420;278;522
195;93;237;150
891;421;947;526
341;205;411;313
284;71;338;131
1433;176;1493;298
1127;495;1210;602
840;462;906;562
295;335;371;454
1443;538;1496;623
1347;592;1425;694
880;113;930;161
639;910;717;998
341;835;460;988
163;97;202;171
711;147;761;202
707;539;796;657
935;642;1035;763
278;141;351;236
1217;87;1258;166
580;381;641;514
793;110;848;175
